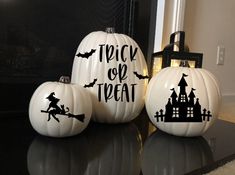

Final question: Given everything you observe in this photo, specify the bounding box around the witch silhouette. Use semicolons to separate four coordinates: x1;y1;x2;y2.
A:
46;92;61;122
41;92;85;123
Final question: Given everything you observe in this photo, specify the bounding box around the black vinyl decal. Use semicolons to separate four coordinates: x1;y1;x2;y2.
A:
80;44;149;103
133;71;149;79
84;79;97;88
76;49;96;59
154;73;212;123
41;92;85;123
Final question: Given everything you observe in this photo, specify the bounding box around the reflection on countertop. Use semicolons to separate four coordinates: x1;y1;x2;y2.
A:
27;123;142;175
142;131;213;175
1;107;235;175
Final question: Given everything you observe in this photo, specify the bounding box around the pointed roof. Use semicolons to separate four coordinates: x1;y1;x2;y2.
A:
189;88;196;98
170;89;178;98
178;73;188;87
195;98;200;106
166;98;172;106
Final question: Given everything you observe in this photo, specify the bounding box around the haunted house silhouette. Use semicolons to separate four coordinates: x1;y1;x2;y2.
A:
155;73;212;123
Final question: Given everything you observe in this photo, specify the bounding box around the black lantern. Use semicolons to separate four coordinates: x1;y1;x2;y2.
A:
151;31;203;77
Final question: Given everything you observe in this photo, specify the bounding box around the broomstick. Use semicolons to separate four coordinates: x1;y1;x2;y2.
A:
41;110;85;122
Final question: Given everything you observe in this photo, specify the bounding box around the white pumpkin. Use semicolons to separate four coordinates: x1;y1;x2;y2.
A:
71;28;148;123
145;67;221;137
142;131;213;175
29;76;92;137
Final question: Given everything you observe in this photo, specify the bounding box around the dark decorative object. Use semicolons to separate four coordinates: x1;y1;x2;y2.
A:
154;73;212;123
151;31;203;76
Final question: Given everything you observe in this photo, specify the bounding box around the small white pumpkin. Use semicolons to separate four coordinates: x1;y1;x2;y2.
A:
29;76;92;137
71;28;148;123
145;67;221;137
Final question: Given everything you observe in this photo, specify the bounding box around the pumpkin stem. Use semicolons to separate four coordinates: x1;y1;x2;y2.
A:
59;76;70;84
105;27;115;33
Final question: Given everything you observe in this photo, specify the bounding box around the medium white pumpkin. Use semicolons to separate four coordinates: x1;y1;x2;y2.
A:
145;67;221;137
71;28;148;123
29;76;92;137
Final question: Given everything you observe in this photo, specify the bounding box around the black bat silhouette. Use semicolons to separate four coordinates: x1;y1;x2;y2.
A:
133;71;149;79
84;78;97;88
76;49;96;59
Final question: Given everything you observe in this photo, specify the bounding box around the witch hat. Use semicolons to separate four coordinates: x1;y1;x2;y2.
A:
46;92;58;102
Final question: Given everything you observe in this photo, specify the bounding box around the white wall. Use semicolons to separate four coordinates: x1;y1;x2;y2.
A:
161;0;176;48
184;0;235;96
160;0;185;50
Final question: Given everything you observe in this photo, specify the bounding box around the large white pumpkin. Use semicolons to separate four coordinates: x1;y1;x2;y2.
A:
71;28;148;123
29;77;92;137
145;67;221;137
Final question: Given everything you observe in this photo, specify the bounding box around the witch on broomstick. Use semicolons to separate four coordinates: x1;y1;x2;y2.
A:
41;92;85;123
